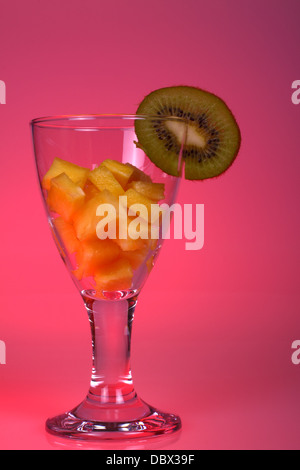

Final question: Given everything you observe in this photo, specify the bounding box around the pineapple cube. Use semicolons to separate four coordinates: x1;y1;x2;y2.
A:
128;181;165;201
76;239;121;277
122;188;159;222
42;157;89;191
88;165;124;197
101;159;134;188
94;258;133;292
83;180;100;200
125;163;152;183
115;215;150;252
53;217;81;254
47;173;85;222
73;190;119;241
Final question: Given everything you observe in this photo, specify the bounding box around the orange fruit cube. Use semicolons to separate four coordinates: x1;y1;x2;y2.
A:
115;215;150;251
73;190;119;241
42;157;89;191
83;180;100;200
122;244;150;270
47;173;85;222
94;258;133;292
53;217;81;254
76;239;121;277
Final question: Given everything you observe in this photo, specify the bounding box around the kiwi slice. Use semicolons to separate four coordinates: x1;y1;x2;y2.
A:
134;86;241;180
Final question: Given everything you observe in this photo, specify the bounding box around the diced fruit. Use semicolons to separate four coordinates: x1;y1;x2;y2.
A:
42;157;89;191
73;190;119;241
72;266;84;281
115;236;147;252
128;181;165;201
94;258;133;291
122;245;150;270
114;216;150;251
76;239;121;277
101;159;134;188
122;188;159;222
44;156;163;294
125;163;152;183
53;217;81;254
47;173;85;222
88;165;124;197
83;180;100;200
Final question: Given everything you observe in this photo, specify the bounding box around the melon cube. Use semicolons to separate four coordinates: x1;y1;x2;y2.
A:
101;159;134;188
94;258;133;291
76;239;121;277
53;217;81;254
88;165;124;197
42;157;89;191
73;190;119;241
128;181;165;201
47;173;85;222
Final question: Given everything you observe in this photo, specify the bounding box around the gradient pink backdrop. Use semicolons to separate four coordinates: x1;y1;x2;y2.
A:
0;0;300;450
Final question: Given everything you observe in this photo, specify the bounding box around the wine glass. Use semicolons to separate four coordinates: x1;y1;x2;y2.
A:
31;115;186;440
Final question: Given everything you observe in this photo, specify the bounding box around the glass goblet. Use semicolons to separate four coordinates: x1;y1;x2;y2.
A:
31;115;185;440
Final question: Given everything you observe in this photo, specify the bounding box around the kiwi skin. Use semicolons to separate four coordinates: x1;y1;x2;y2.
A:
134;86;241;180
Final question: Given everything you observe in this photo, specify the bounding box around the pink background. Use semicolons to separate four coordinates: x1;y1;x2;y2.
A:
1;0;300;450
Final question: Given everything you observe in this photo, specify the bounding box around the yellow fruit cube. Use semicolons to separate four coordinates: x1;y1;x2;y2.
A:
42;157;89;191
76;239;121;277
47;173;85;222
73;190;119;241
125;163;152;183
122;188;159;222
115;215;150;251
53;217;81;254
88;165;124;197
128;181;165;201
94;258;133;292
101;159;134;188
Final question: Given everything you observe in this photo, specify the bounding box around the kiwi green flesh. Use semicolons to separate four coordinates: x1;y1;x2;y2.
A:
134;86;241;180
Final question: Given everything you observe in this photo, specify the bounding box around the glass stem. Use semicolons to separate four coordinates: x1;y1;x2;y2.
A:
83;294;138;406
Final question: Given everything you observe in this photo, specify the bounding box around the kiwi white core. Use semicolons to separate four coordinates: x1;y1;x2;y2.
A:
165;120;207;148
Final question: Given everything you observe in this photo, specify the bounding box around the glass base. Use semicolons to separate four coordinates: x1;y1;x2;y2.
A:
46;398;181;440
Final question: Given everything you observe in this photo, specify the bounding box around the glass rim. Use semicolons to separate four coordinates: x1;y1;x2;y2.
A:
30;113;187;128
